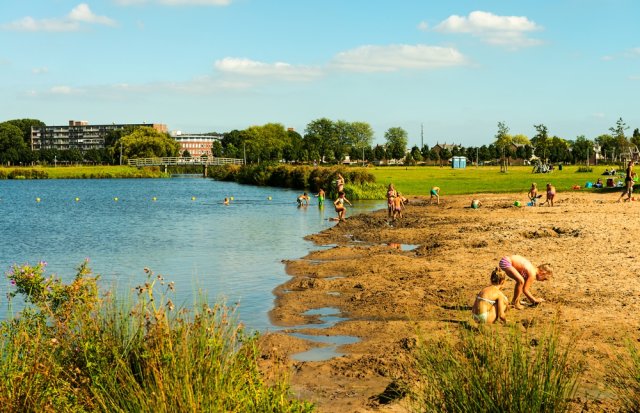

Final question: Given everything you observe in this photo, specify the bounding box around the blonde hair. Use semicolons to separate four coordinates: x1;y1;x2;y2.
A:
537;263;552;280
490;267;506;285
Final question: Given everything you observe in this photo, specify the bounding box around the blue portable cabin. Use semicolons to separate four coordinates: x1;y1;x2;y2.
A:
451;156;467;169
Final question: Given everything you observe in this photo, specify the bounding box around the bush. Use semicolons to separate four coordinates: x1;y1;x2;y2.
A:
0;261;314;412
411;323;580;413
576;166;593;173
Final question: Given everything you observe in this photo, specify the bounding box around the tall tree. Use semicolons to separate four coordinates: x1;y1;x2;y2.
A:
304;118;338;163
494;121;511;171
531;124;550;162
610;117;631;159
384;127;408;160
571;135;594;164
119;127;180;160
0;122;27;165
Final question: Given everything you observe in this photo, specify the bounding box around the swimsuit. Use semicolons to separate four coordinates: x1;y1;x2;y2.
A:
472;312;489;323
499;257;511;270
430;189;438;196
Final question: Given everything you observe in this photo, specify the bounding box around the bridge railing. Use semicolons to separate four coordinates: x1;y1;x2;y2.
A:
127;157;244;167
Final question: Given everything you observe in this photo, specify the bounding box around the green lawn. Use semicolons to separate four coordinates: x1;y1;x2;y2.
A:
368;165;621;196
0;165;164;179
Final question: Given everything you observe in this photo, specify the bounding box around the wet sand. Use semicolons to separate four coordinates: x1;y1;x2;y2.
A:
260;191;640;412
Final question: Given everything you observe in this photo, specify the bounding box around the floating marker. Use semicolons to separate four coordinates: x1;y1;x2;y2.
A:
191;196;196;201
75;197;80;202
267;196;272;201
230;196;234;201
36;197;41;203
152;197;157;201
114;197;119;202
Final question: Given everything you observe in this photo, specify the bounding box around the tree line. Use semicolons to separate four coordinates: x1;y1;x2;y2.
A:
1;117;638;166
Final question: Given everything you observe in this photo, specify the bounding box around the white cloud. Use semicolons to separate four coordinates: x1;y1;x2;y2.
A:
434;11;542;49
116;0;231;5
50;86;78;95
1;3;116;32
32;67;49;75
69;4;116;26
629;75;640;81
214;58;323;81
417;21;428;31
330;44;467;73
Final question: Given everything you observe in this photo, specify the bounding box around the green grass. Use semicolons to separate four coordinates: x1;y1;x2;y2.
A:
0;165;166;179
369;165;621;196
1;261;314;412
411;323;580;413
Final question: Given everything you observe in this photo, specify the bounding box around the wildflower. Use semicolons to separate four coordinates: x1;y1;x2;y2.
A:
166;299;175;311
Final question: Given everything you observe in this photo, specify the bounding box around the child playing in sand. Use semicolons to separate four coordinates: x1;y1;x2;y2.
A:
528;183;542;205
333;191;352;222
498;255;552;309
472;267;509;324
392;192;405;220
430;186;440;205
540;183;556;206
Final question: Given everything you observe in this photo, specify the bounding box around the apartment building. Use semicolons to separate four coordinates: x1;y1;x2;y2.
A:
171;131;222;157
30;120;168;151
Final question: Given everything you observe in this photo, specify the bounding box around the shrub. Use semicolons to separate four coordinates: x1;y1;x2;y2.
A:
576;166;593;173
411;323;580;413
0;262;314;412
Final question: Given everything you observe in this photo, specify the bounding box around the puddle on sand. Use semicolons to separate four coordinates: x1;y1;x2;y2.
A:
387;243;419;251
289;307;359;361
327;291;341;296
323;275;345;280
290;333;360;361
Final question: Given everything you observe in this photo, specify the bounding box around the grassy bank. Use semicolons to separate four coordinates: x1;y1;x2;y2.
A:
0;165;167;179
370;165;622;196
1;261;313;412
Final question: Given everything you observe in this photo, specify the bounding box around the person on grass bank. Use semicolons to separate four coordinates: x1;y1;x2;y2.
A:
498;255;552;309
472;267;509;324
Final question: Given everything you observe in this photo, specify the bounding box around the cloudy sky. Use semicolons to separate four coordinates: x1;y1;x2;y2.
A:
1;0;639;147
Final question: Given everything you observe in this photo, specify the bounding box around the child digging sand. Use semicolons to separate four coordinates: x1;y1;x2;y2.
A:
472;267;509;324
498;255;552;309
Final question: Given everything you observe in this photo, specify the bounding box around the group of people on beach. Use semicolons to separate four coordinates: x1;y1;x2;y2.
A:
295;173;352;222
527;182;556;206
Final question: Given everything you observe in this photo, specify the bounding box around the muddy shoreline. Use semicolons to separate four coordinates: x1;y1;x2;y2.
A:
260;192;640;412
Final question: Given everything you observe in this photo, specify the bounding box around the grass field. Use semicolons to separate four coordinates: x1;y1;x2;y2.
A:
368;165;623;196
0;165;165;179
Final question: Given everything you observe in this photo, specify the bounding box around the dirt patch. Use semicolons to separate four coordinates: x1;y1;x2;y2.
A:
260;191;640;412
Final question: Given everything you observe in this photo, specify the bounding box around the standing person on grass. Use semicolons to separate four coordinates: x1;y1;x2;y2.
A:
618;160;634;202
498;255;552;309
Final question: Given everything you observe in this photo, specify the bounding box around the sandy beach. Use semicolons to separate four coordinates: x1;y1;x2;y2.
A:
259;191;640;412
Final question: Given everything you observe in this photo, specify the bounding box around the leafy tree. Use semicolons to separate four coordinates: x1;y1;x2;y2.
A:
439;148;452;166
595;134;616;161
631;128;640;149
531;124;550;162
373;144;386;161
3;118;45;146
284;129;304;162
571;135;594;164
512;134;530;145
610;117;631;159
211;141;223;157
304;118;338;163
119;127;180;160
494;121;511;170
348;122;374;153
384;127;408;160
421;144;430;160
548;136;571;163
243;123;288;163
410;145;423;162
182;150;192;158
0;122;27;165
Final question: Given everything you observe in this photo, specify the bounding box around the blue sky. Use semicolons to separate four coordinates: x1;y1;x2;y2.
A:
1;0;639;148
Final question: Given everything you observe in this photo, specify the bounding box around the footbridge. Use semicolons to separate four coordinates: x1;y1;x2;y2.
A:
128;156;244;177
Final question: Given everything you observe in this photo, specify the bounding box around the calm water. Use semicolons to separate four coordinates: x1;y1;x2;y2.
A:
0;178;383;331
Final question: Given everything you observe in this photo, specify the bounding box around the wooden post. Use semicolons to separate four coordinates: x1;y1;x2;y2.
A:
203;164;207;178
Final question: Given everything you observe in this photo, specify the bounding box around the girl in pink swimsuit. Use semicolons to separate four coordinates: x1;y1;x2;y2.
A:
499;255;552;309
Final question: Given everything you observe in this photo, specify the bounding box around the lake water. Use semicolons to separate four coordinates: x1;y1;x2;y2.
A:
0;177;383;331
